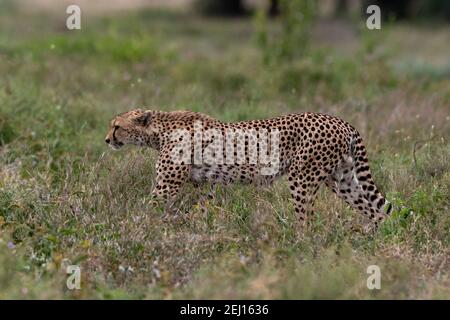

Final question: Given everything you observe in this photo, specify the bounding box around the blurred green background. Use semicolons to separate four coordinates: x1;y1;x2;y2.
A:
0;0;449;299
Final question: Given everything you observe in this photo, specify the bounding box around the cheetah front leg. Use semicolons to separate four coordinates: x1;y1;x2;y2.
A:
150;158;191;217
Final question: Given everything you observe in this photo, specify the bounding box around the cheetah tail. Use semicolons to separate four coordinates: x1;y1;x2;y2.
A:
349;133;393;216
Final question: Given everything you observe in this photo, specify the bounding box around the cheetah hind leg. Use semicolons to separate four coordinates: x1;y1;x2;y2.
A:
288;160;328;227
325;156;392;230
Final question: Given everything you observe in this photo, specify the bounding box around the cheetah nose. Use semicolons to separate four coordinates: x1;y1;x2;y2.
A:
105;138;110;144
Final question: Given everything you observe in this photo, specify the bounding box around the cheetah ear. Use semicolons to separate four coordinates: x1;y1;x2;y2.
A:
135;111;152;127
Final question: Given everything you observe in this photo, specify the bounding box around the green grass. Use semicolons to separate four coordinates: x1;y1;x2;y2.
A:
0;4;449;299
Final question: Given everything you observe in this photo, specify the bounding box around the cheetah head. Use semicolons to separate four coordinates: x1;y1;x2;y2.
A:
105;108;158;150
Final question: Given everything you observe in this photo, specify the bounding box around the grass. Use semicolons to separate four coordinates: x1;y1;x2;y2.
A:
0;3;449;299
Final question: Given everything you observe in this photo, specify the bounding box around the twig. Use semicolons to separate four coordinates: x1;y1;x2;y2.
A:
412;135;437;167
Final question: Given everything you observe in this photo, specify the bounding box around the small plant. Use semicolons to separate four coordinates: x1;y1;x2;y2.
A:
0;114;16;146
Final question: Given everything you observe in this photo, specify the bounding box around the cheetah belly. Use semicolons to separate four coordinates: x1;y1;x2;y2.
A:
190;162;290;186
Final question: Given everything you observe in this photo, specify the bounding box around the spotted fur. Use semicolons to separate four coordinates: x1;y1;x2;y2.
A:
105;109;393;227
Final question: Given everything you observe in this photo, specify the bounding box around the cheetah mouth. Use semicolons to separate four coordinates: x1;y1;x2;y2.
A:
109;142;124;150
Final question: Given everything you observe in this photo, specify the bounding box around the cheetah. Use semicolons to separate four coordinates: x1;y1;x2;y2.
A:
105;109;393;227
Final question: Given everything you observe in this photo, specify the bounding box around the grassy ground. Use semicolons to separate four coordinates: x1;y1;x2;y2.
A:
0;3;449;299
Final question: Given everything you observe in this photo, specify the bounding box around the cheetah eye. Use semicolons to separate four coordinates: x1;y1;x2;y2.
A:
114;125;120;130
